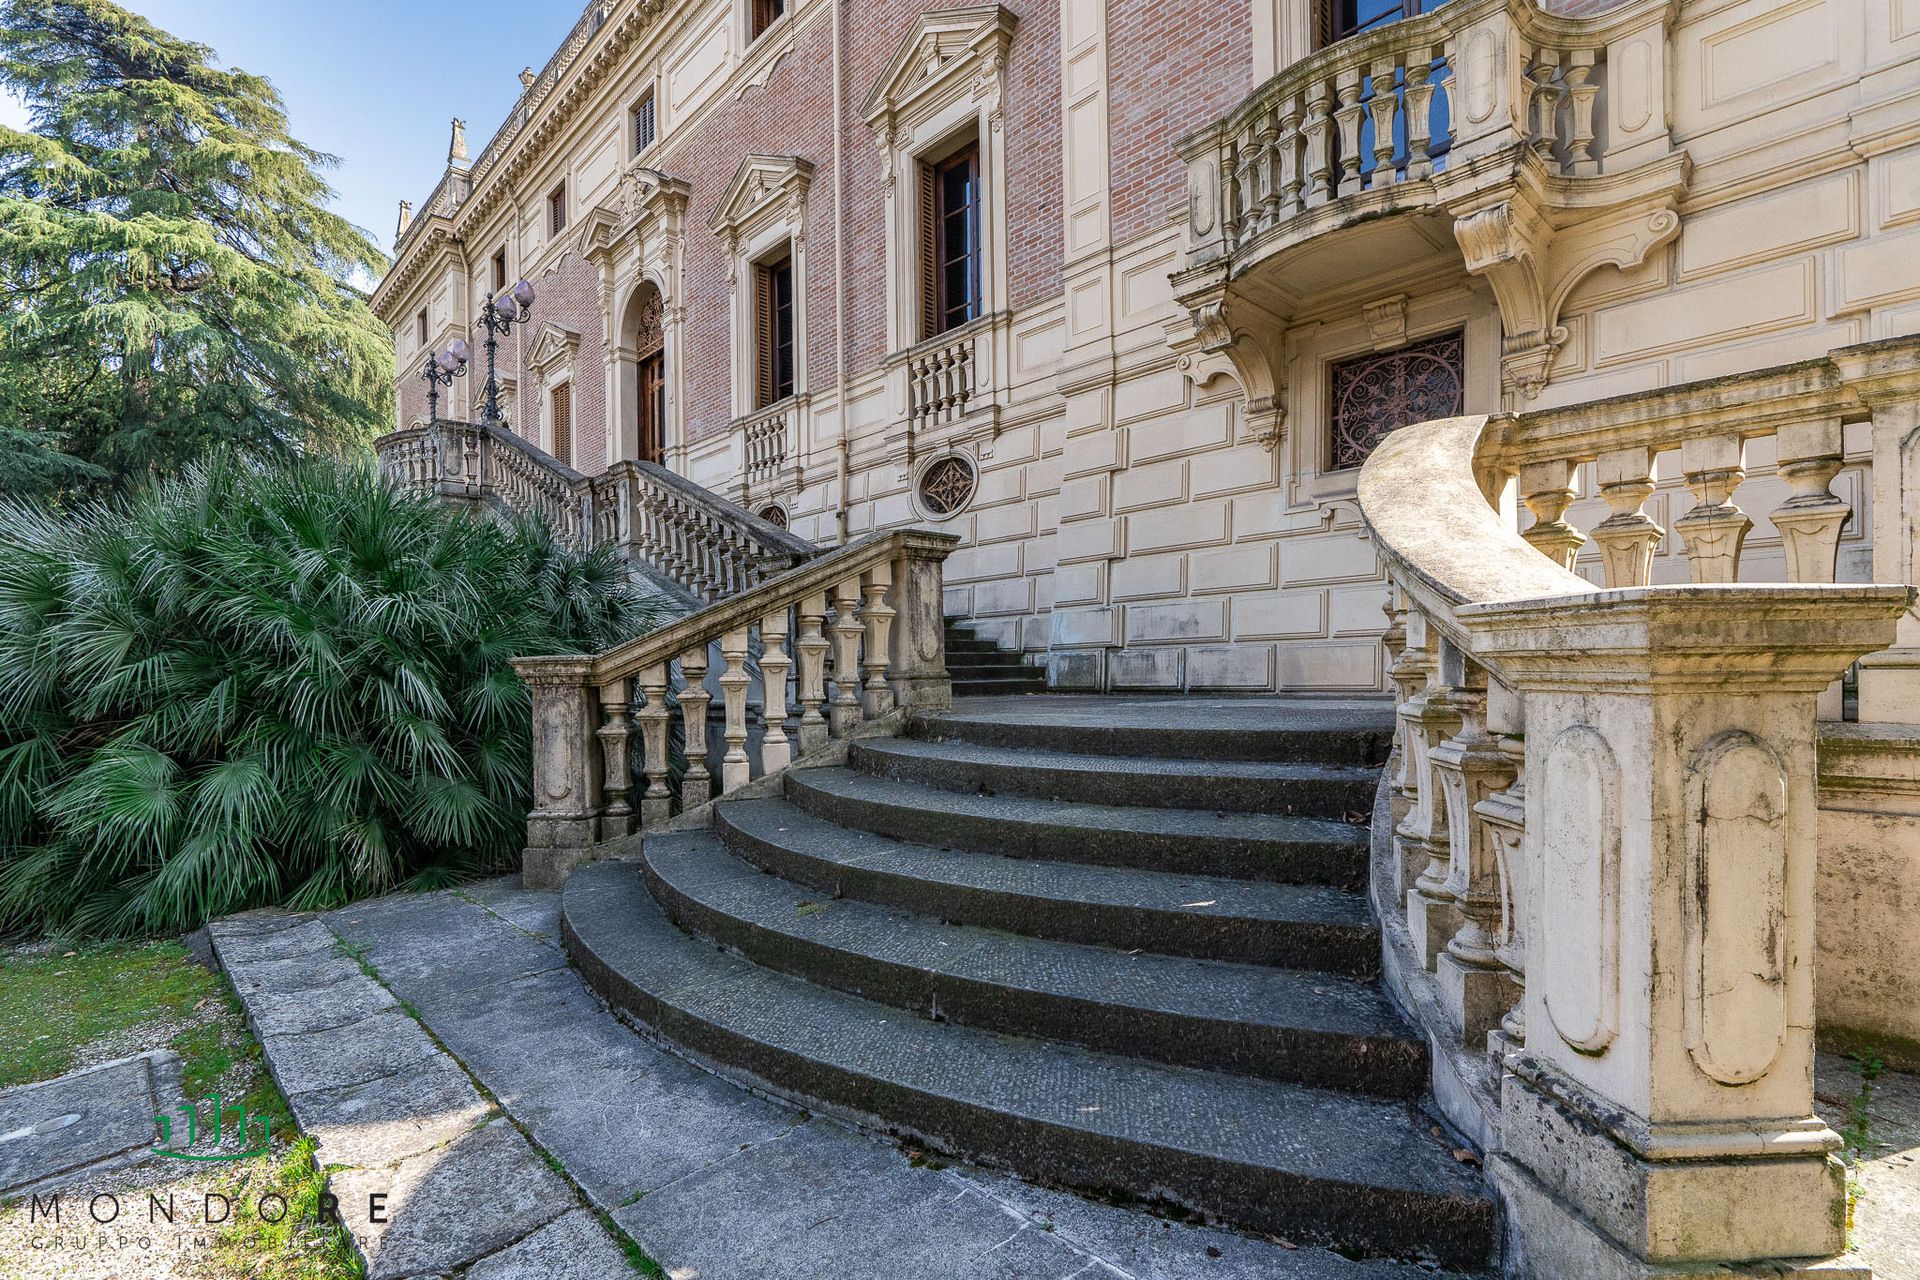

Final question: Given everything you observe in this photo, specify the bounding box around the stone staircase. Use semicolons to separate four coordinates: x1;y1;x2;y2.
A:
563;695;1500;1271
943;619;1049;696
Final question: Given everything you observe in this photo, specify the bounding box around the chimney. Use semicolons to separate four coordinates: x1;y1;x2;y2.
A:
448;118;469;167
395;200;413;239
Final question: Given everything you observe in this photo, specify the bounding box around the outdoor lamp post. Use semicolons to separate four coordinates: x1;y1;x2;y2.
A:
477;280;537;424
419;339;470;422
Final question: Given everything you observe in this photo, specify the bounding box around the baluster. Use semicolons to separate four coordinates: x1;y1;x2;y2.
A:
1368;56;1400;186
1476;681;1528;1060
1255;107;1282;229
719;629;751;793
1518;459;1587;571
1276;93;1304;217
1404;46;1437;180
1334;66;1366;196
1304;79;1335;207
678;644;712;810
1565;48;1599;176
1773;419;1853;719
1590;446;1664;588
760;607;793;772
1234;121;1261;242
861;562;897;718
796;592;832;753
597;677;634;839
829;577;865;738
1399;642;1465;971
1387;593;1433;804
1530;47;1564;167
1432;659;1521;1044
1674;433;1753;583
637;665;673;828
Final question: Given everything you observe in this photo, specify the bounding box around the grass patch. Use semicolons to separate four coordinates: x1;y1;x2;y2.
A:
1840;1050;1885;1245
0;939;214;1087
210;1137;365;1280
595;1208;668;1278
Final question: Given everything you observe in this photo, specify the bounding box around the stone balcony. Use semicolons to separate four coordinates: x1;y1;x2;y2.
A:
1172;0;1688;428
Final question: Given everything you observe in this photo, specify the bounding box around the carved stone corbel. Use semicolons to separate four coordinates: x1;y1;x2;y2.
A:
1169;295;1289;452
1447;152;1688;402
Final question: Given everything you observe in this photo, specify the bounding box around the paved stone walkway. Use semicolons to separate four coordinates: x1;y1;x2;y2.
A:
0;1051;182;1199
212;877;1448;1280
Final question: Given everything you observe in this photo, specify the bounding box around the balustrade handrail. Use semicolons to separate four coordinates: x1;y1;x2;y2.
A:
1189;0;1665;155
619;457;815;558
591;528;948;687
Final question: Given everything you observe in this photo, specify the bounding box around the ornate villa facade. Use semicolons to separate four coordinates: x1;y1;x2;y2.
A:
372;3;1920;1277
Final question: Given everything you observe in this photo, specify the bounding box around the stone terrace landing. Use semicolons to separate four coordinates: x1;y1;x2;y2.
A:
565;694;1500;1271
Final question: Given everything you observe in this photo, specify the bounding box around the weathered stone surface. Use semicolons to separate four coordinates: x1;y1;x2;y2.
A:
290;1054;492;1172
328;1118;572;1280
262;1010;442;1098
465;1208;633;1280
238;969;400;1039
0;1054;171;1195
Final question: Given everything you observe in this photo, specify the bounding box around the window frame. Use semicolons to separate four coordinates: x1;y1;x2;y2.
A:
548;182;569;237
1325;328;1466;472
632;89;657;156
921;141;983;341
416;309;428;347
750;0;786;42
1320;0;1450;46
753;247;797;411
491;249;508;295
548;378;573;466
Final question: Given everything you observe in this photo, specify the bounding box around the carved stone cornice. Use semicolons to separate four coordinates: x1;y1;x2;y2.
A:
709;154;814;243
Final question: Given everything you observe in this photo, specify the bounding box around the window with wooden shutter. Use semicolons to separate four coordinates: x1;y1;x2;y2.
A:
550;382;572;466
492;249;507;294
634;91;656;154
751;0;785;40
416;309;428;346
549;183;568;236
753;251;795;410
921;142;981;340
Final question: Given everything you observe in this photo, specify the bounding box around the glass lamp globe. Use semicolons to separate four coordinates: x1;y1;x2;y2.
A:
448;339;471;366
495;293;519;322
510;280;536;310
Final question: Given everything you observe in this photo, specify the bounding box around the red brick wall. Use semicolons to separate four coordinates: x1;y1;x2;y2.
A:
1105;0;1252;245
400;0;1067;463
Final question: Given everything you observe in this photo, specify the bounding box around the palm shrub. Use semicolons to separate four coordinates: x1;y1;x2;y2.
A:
0;455;664;937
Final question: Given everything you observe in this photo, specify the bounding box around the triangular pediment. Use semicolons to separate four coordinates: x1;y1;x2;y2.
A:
861;5;1017;125
709;154;813;239
526;322;581;373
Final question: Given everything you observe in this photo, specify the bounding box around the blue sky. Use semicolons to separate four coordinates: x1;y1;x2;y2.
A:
0;0;591;256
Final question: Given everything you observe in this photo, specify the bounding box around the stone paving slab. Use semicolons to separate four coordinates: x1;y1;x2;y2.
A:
207;910;624;1280
0;1052;178;1197
465;1207;635;1280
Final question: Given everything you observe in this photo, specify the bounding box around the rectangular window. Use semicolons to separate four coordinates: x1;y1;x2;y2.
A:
751;0;785;40
633;91;656;154
753;251;795;409
416;309;428;346
492;249;507;294
550;382;572;466
549;183;568;236
920;142;982;340
1323;0;1454;44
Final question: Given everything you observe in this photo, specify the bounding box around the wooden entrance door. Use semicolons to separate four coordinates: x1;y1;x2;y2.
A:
638;350;665;465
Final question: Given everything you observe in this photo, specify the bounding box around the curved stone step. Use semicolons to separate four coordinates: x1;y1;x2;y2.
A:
850;736;1381;817
952;674;1049;697
785;767;1371;890
563;859;1498;1269
910;695;1397;765
714;796;1379;973
645;828;1427;1096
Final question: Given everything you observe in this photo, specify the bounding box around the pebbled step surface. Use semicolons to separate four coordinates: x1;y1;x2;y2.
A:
564;858;1498;1269
850;735;1381;817
715;796;1380;974
645;830;1426;1096
785;766;1372;890
910;694;1397;765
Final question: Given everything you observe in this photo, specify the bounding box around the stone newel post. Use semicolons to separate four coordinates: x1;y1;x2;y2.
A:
887;535;955;711
1459;585;1912;1280
511;656;602;892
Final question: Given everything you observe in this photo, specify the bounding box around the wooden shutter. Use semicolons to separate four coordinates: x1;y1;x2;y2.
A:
1315;0;1336;48
550;382;572;465
754;264;776;409
919;161;939;340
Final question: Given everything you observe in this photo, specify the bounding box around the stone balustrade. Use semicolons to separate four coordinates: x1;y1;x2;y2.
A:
905;325;980;433
374;419;817;602
1356;400;1915;1278
1179;0;1673;270
739;402;791;488
512;528;957;888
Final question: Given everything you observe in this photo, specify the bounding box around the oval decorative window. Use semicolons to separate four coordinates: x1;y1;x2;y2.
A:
757;504;789;529
918;455;977;517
